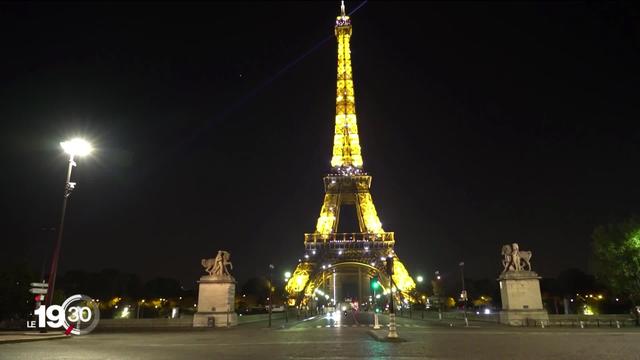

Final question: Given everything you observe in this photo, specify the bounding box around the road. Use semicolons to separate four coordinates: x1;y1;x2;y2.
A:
1;311;639;359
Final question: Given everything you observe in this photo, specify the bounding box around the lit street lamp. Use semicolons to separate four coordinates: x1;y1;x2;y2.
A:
268;264;274;327
45;138;93;308
459;261;468;327
415;275;424;319
435;270;442;320
386;256;398;338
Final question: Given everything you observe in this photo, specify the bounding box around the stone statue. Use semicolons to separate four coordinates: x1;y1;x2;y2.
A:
201;257;215;275
497;243;547;326
501;243;532;273
194;250;237;328
201;250;233;277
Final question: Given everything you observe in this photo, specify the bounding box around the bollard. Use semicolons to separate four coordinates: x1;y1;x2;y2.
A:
464;317;469;327
540;320;545;329
616;320;620;329
373;313;381;329
387;313;399;338
580;321;584;329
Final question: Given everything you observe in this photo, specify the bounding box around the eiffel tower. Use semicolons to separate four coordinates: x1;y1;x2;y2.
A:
286;2;416;307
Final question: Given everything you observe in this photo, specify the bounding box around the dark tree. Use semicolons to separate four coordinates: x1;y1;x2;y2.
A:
59;269;141;300
240;277;270;305
592;216;640;305
143;277;182;299
556;268;597;297
0;260;36;324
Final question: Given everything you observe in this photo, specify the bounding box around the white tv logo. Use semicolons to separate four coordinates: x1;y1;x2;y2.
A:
27;294;100;335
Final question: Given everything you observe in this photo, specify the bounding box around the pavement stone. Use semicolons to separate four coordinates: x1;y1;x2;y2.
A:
1;312;638;359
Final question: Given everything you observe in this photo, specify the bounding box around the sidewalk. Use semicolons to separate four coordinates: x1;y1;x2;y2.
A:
0;331;70;344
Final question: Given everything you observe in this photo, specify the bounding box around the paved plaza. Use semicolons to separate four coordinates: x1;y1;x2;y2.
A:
2;312;638;359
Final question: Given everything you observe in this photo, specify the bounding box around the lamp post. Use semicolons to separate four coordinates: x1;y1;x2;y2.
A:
435;270;442;320
284;271;291;323
416;275;424;319
386;256;398;338
459;261;468;327
268;264;274;327
45;138;92;308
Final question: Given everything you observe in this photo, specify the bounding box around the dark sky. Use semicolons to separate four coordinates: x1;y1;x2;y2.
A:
1;1;639;289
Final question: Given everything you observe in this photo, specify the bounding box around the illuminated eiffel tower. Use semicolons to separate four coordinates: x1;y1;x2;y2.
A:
286;2;416;307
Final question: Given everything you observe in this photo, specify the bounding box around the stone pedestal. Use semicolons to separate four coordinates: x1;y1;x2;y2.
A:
193;275;237;327
498;271;548;326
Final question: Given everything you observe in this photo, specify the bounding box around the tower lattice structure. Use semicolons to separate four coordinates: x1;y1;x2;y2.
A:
286;2;416;306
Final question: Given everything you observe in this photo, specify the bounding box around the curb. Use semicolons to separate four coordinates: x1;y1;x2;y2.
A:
0;334;71;345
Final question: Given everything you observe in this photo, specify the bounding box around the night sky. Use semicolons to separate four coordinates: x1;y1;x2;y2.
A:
2;1;639;289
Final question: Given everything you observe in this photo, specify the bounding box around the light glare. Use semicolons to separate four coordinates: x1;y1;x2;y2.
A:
61;138;93;157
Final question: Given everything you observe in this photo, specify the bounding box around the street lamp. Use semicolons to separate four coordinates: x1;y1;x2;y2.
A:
415;275;423;319
459;261;468;327
268;264;274;327
385;256;398;338
45;138;93;308
435;270;443;320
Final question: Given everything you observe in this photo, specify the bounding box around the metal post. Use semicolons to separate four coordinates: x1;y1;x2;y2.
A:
388;280;398;338
409;298;412;319
435;270;443;320
35;293;45;333
268;264;274;328
459;261;468;327
386;256;398;338
45;156;75;308
372;286;375;311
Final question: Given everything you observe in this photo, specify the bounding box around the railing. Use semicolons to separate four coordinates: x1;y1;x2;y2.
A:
544;314;636;328
304;232;394;242
398;310;638;328
304;232;394;250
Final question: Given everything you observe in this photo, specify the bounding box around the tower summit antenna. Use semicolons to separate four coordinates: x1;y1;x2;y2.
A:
341;0;346;17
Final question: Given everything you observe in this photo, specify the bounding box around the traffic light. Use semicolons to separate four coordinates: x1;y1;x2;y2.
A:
370;276;380;290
